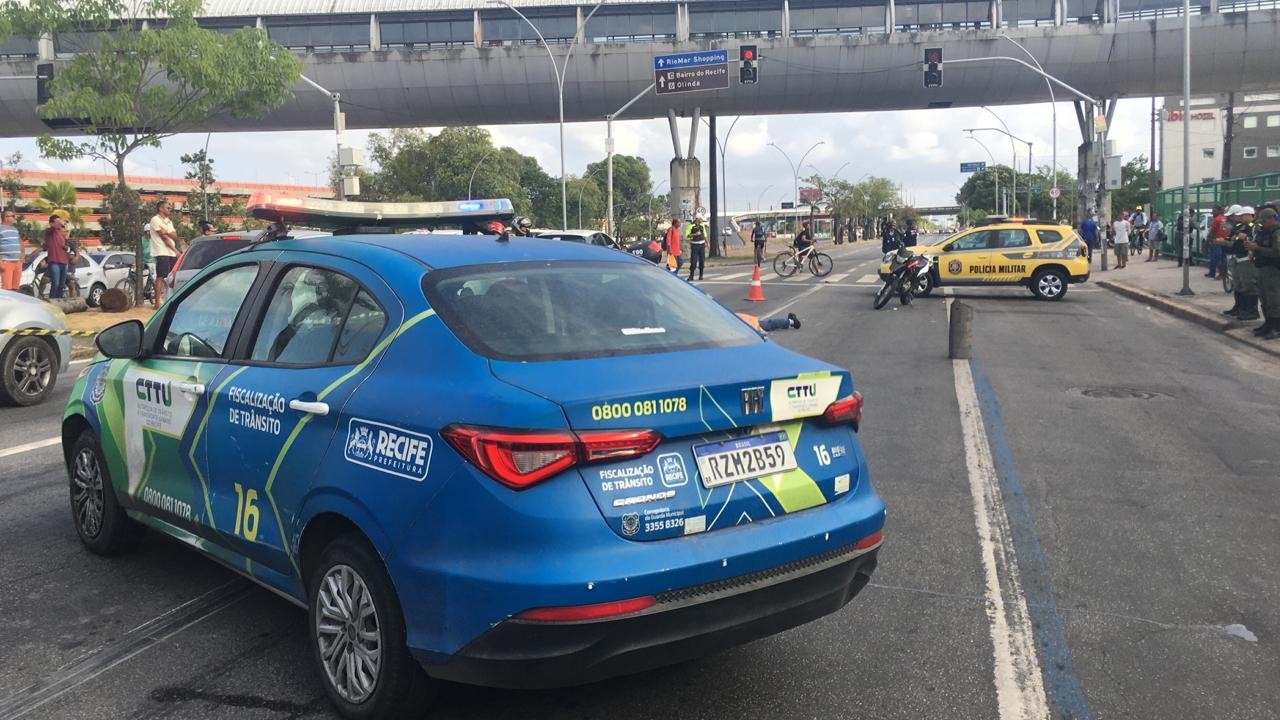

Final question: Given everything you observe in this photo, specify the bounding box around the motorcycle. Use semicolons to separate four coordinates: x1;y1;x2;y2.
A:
874;247;932;310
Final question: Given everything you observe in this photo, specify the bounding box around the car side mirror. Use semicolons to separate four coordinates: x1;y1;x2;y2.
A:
96;319;146;359
942;245;954;252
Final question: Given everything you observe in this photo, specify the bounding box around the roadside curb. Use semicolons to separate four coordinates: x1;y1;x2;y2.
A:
1097;279;1280;360
71;345;97;360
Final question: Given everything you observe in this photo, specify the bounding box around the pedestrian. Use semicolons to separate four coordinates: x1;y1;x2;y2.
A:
148;199;179;308
1146;211;1164;262
835;222;845;245
905;221;918;247
880;218;899;253
1223;205;1259;321
663;217;683;274
1245;206;1279;339
751;220;767;266
1111;210;1132;268
1079;214;1099;262
1206;205;1228;277
42;214;69;299
197;219;215;237
0;209;21;291
687;216;707;281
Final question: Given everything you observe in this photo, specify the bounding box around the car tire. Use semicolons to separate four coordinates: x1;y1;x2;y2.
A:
913;273;934;297
1031;269;1068;301
309;533;435;720
0;336;58;406
87;282;106;308
68;429;146;555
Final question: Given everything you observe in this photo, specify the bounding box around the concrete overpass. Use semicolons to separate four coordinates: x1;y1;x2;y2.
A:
1;1;1278;136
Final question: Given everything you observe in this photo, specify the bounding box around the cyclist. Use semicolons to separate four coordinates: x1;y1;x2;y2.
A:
795;219;814;256
751;220;767;266
1131;206;1148;253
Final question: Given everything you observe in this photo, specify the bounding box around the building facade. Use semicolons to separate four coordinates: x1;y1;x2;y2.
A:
1162;93;1280;190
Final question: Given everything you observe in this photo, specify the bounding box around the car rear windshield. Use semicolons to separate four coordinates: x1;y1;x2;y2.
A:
181;238;254;270
422;261;763;361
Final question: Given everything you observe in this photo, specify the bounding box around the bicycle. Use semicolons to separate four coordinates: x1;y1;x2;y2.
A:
772;243;833;278
114;263;155;305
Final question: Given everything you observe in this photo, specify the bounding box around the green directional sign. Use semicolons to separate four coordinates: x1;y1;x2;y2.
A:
960;161;986;173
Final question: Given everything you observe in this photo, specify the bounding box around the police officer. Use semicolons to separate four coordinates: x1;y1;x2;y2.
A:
1223;206;1260;321
1246;207;1280;340
686;216;707;281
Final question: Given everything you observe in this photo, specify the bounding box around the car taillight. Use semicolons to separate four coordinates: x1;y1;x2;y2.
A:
821;392;863;427
516;595;656;622
854;528;884;550
168;251;185;288
441;425;662;490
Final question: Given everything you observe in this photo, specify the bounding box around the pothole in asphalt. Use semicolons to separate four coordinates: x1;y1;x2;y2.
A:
1070;386;1172;400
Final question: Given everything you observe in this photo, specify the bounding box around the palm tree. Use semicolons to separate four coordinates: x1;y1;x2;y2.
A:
28;180;91;228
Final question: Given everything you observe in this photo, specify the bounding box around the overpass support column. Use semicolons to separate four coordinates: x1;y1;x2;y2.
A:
885;0;895;34
667;110;702;226
1075;99;1117;262
36;33;54;61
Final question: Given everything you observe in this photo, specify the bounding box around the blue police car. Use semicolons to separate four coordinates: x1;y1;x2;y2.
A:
63;199;884;719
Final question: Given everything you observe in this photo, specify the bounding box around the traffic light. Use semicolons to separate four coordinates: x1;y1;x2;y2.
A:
923;47;943;88
36;63;54;105
740;45;758;85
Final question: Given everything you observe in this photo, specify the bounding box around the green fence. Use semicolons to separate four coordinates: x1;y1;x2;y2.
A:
1153;172;1280;261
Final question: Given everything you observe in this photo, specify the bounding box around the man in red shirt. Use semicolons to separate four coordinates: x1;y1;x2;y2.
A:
1207;205;1228;279
42;214;69;299
663;217;683;273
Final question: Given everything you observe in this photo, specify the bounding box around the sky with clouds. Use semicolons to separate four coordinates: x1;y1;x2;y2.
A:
0;98;1158;215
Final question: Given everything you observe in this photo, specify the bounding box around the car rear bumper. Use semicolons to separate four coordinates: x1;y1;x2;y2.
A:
418;542;880;689
1069;269;1090;283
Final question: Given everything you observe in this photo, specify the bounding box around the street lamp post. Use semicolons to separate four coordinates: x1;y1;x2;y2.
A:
968;136;1000;214
1000;35;1058;220
489;0;607;230
1178;0;1193;296
606;81;656;238
769;140;824;232
298;73;347;200
578;167;602;229
966;127;1032;216
467;148;496;200
702;115;742;257
755;184;774;213
980;108;1021;213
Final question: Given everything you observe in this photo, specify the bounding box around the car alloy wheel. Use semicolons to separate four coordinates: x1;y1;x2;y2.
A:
12;343;53;401
70;446;105;539
316;564;383;704
1037;273;1064;299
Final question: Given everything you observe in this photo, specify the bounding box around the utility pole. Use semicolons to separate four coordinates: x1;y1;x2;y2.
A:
709;115;719;257
1222;91;1235;180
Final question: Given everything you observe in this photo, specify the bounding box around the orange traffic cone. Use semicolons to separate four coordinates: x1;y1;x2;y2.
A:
745;265;766;301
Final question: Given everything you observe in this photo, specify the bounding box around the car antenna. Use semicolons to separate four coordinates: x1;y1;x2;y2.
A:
255;219;291;245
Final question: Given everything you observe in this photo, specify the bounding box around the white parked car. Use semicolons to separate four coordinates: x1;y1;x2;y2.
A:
0;289;72;406
20;250;112;307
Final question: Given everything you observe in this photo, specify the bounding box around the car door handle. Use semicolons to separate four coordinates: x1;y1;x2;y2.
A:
178;382;205;395
289;399;330;416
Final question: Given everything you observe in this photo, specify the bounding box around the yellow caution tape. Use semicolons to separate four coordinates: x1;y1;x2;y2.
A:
1;328;99;337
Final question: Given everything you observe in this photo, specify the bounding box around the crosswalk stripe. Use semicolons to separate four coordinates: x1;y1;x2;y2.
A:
857;274;881;284
825;272;851;284
711;271;753;281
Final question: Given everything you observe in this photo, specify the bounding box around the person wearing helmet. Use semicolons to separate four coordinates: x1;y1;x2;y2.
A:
1130;205;1148;254
510;217;533;237
1247;207;1280;340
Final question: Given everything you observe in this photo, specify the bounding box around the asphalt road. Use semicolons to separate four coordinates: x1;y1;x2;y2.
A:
1;239;1277;720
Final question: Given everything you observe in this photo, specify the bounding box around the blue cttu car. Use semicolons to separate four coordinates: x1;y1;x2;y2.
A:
63;233;885;719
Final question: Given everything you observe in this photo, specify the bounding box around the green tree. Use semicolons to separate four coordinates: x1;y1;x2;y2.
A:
28;180;91;227
6;0;302;301
956;165;1020;217
585;155;653;239
180;149;221;225
1;152;24;211
99;183;146;250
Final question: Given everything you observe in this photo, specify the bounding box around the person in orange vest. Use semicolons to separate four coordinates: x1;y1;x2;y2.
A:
664;217;683;274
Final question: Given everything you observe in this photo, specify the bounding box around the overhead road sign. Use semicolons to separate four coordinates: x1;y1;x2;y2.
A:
960;161;986;173
655;50;729;95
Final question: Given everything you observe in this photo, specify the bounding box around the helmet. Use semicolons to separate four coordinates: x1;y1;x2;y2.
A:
484;220;506;234
1226;204;1243;217
516;216;531;229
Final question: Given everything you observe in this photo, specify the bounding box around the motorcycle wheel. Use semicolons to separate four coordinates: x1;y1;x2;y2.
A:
1222;264;1232;294
899;287;913;306
873;280;895;310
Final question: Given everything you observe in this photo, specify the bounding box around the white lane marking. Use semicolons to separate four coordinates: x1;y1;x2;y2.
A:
0;437;61;459
857;274;881;284
952;359;1050;720
760;284;825;320
69;358;92;366
825;272;851;284
716;271;754;280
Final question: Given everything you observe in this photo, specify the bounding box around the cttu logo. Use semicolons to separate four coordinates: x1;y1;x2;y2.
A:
786;383;817;399
344;418;432;481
